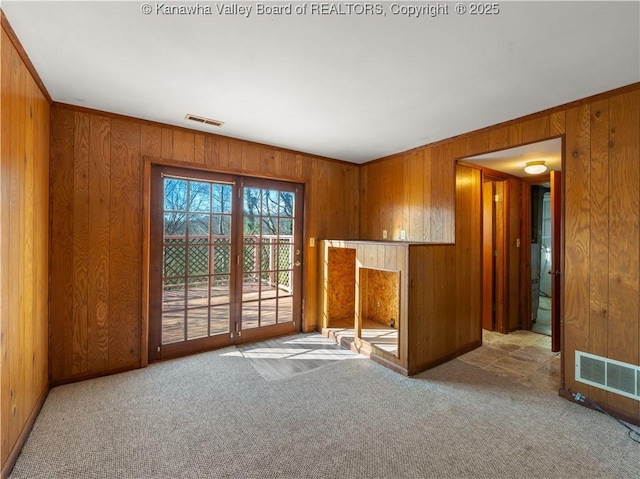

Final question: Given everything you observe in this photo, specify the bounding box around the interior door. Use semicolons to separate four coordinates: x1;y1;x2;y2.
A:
148;166;303;361
482;180;496;331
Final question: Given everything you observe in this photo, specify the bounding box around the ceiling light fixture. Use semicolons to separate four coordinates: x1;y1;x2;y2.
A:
524;160;547;175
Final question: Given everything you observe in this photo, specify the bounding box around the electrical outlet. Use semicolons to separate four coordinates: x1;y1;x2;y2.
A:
382;230;388;239
400;230;406;240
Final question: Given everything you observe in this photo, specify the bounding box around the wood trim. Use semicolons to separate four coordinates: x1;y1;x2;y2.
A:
0;387;48;479
365;83;640;166
521;172;551;185
551;171;562;352
49;364;139;387
520;183;532;332
0;10;52;103
494;181;508;333
457;161;516;182
53;103;353;167
143;155;308;184
407;339;482;376
140;159;152;368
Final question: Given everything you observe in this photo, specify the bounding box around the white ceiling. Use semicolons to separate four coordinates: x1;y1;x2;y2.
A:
463;137;562;177
2;1;639;163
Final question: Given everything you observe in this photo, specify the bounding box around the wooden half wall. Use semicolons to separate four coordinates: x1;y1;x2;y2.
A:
360;83;640;422
48;104;360;384
0;18;51;477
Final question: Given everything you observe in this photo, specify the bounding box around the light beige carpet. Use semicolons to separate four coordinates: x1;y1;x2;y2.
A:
9;333;639;478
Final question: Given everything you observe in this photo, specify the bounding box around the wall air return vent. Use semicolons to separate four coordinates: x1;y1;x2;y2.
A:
575;351;640;401
185;114;224;127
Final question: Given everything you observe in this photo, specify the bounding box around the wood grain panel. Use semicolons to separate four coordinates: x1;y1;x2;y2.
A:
607;91;639;416
242;143;261;172
72;112;90;374
550;111;566;136
1;32;12;465
0;25;50;474
466;132;490;156
204;136;218;167
588;98;610;404
563;104;591;396
173;130;195;162
403;151;424;241
521;115;550;144
380;158;403;239
508;123;522;147
140;124;161;158
431;144;455;242
49;107;75;381
261;147;275;174
279;151;296;179
489;126;511;151
228;140;243;170
109;119;141;369
87;115;111;371
8;45;25;449
456;165;482;345
432;246;456;359
161;127;174;160
311;159;328;240
363;161;382;238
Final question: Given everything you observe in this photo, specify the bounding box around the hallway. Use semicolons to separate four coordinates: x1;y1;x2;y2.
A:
459;330;560;393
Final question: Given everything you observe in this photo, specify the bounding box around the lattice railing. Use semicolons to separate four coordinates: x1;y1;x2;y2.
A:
164;235;231;286
163;234;293;292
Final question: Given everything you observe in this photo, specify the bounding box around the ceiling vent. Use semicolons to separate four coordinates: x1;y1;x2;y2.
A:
184;114;224;128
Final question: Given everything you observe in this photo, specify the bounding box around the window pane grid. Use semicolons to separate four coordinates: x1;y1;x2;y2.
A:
162;177;232;344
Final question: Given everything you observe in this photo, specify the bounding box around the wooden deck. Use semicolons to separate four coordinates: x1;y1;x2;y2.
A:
161;282;292;344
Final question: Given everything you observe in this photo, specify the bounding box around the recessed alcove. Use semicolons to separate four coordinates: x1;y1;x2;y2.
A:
325;247;356;329
359;267;400;357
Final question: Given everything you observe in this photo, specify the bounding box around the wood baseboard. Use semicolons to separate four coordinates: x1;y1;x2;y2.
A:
50;363;140;387
408;339;482;376
1;387;49;479
559;388;640;427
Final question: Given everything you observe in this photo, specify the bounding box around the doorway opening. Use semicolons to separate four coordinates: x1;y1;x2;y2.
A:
460;138;563;353
531;186;552;336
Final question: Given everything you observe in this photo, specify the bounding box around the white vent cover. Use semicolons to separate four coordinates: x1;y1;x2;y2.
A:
184;114;224;127
575;351;640;401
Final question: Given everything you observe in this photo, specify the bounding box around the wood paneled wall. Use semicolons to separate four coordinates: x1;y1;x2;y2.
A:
564;89;640;419
49;104;360;384
360;83;640;421
0;25;50;475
